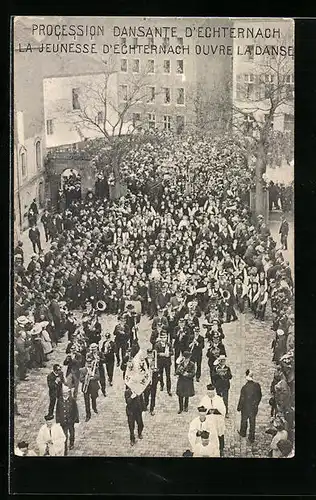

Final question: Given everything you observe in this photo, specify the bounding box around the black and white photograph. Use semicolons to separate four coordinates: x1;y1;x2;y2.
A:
12;16;294;459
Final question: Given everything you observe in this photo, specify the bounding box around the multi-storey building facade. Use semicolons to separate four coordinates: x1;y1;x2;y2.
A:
114;17;232;133
232;18;294;134
14;19;47;240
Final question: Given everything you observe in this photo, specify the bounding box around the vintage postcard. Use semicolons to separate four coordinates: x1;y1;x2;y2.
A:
12;16;294;459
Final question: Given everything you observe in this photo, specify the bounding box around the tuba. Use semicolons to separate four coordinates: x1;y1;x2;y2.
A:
96;300;107;312
222;289;231;306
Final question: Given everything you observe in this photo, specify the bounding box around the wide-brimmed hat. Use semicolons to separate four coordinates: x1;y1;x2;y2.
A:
16;316;29;326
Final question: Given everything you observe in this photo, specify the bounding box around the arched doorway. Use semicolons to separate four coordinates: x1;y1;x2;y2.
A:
61;168;82;209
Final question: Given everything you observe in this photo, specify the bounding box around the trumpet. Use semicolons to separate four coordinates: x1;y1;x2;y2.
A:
96;300;106;312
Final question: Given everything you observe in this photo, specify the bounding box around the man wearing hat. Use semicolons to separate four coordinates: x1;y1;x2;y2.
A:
237;369;262;443
14;241;24;265
199;384;226;457
63;346;83;400
36;414;66;456
46;363;64;418
15;328;31;381
192;430;220;458
188;406;219;454
28;224;42;254
176;350;196;414
101;332;116;386
79;356;100;422
56;384;79;455
211;355;232;417
188;327;205;382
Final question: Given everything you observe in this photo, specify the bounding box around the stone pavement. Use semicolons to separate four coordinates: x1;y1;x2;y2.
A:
14;307;275;458
13;211;294;458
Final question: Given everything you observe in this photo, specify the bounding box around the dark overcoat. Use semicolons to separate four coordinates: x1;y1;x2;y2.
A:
176;360;196;398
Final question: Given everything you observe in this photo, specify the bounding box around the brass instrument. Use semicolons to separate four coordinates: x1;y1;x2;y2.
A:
164;342;170;357
176;356;190;376
152;349;158;371
83;358;98;394
96;300;106;312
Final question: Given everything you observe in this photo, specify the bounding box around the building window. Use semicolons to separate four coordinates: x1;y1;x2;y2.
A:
163;88;171;104
176;60;184;74
246;45;254;60
177;37;183;46
244;74;255;99
265;74;275;99
97;111;104;124
148;113;156;129
148;59;155;73
20;148;27;177
148;36;154;46
132;113;141;127
121;59;128;72
163;37;169;48
121;37;127;46
147;86;155;103
284;113;294;133
176;88;185;105
35;140;41;169
132;59;140;73
46;119;53;135
163;115;172;130
176;115;185;134
163;60;171;73
72;88;80;110
285;74;294;99
120;85;128;102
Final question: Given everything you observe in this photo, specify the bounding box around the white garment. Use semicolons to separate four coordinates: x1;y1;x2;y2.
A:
199;395;226;436
270;430;288;458
188;416;219;451
36;423;66;456
193;440;220;458
15;448;37;456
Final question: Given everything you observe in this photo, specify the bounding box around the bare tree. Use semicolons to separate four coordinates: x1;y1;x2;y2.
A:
232;28;294;216
65;57;164;189
186;76;232;137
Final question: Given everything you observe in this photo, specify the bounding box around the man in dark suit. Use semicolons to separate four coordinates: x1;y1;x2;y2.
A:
49;293;62;341
188;327;205;382
46;363;64;418
55;385;79;455
28;225;42;254
124;385;144;446
279;215;289;250
237;369;262;443
79;356;100;422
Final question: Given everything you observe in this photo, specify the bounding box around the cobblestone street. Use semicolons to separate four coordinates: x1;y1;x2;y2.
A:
14;309;276;458
14;213;293;458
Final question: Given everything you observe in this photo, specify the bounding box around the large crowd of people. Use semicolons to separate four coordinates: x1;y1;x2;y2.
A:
14;133;294;458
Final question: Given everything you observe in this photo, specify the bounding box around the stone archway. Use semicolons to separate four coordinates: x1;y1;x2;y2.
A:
45;153;96;210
